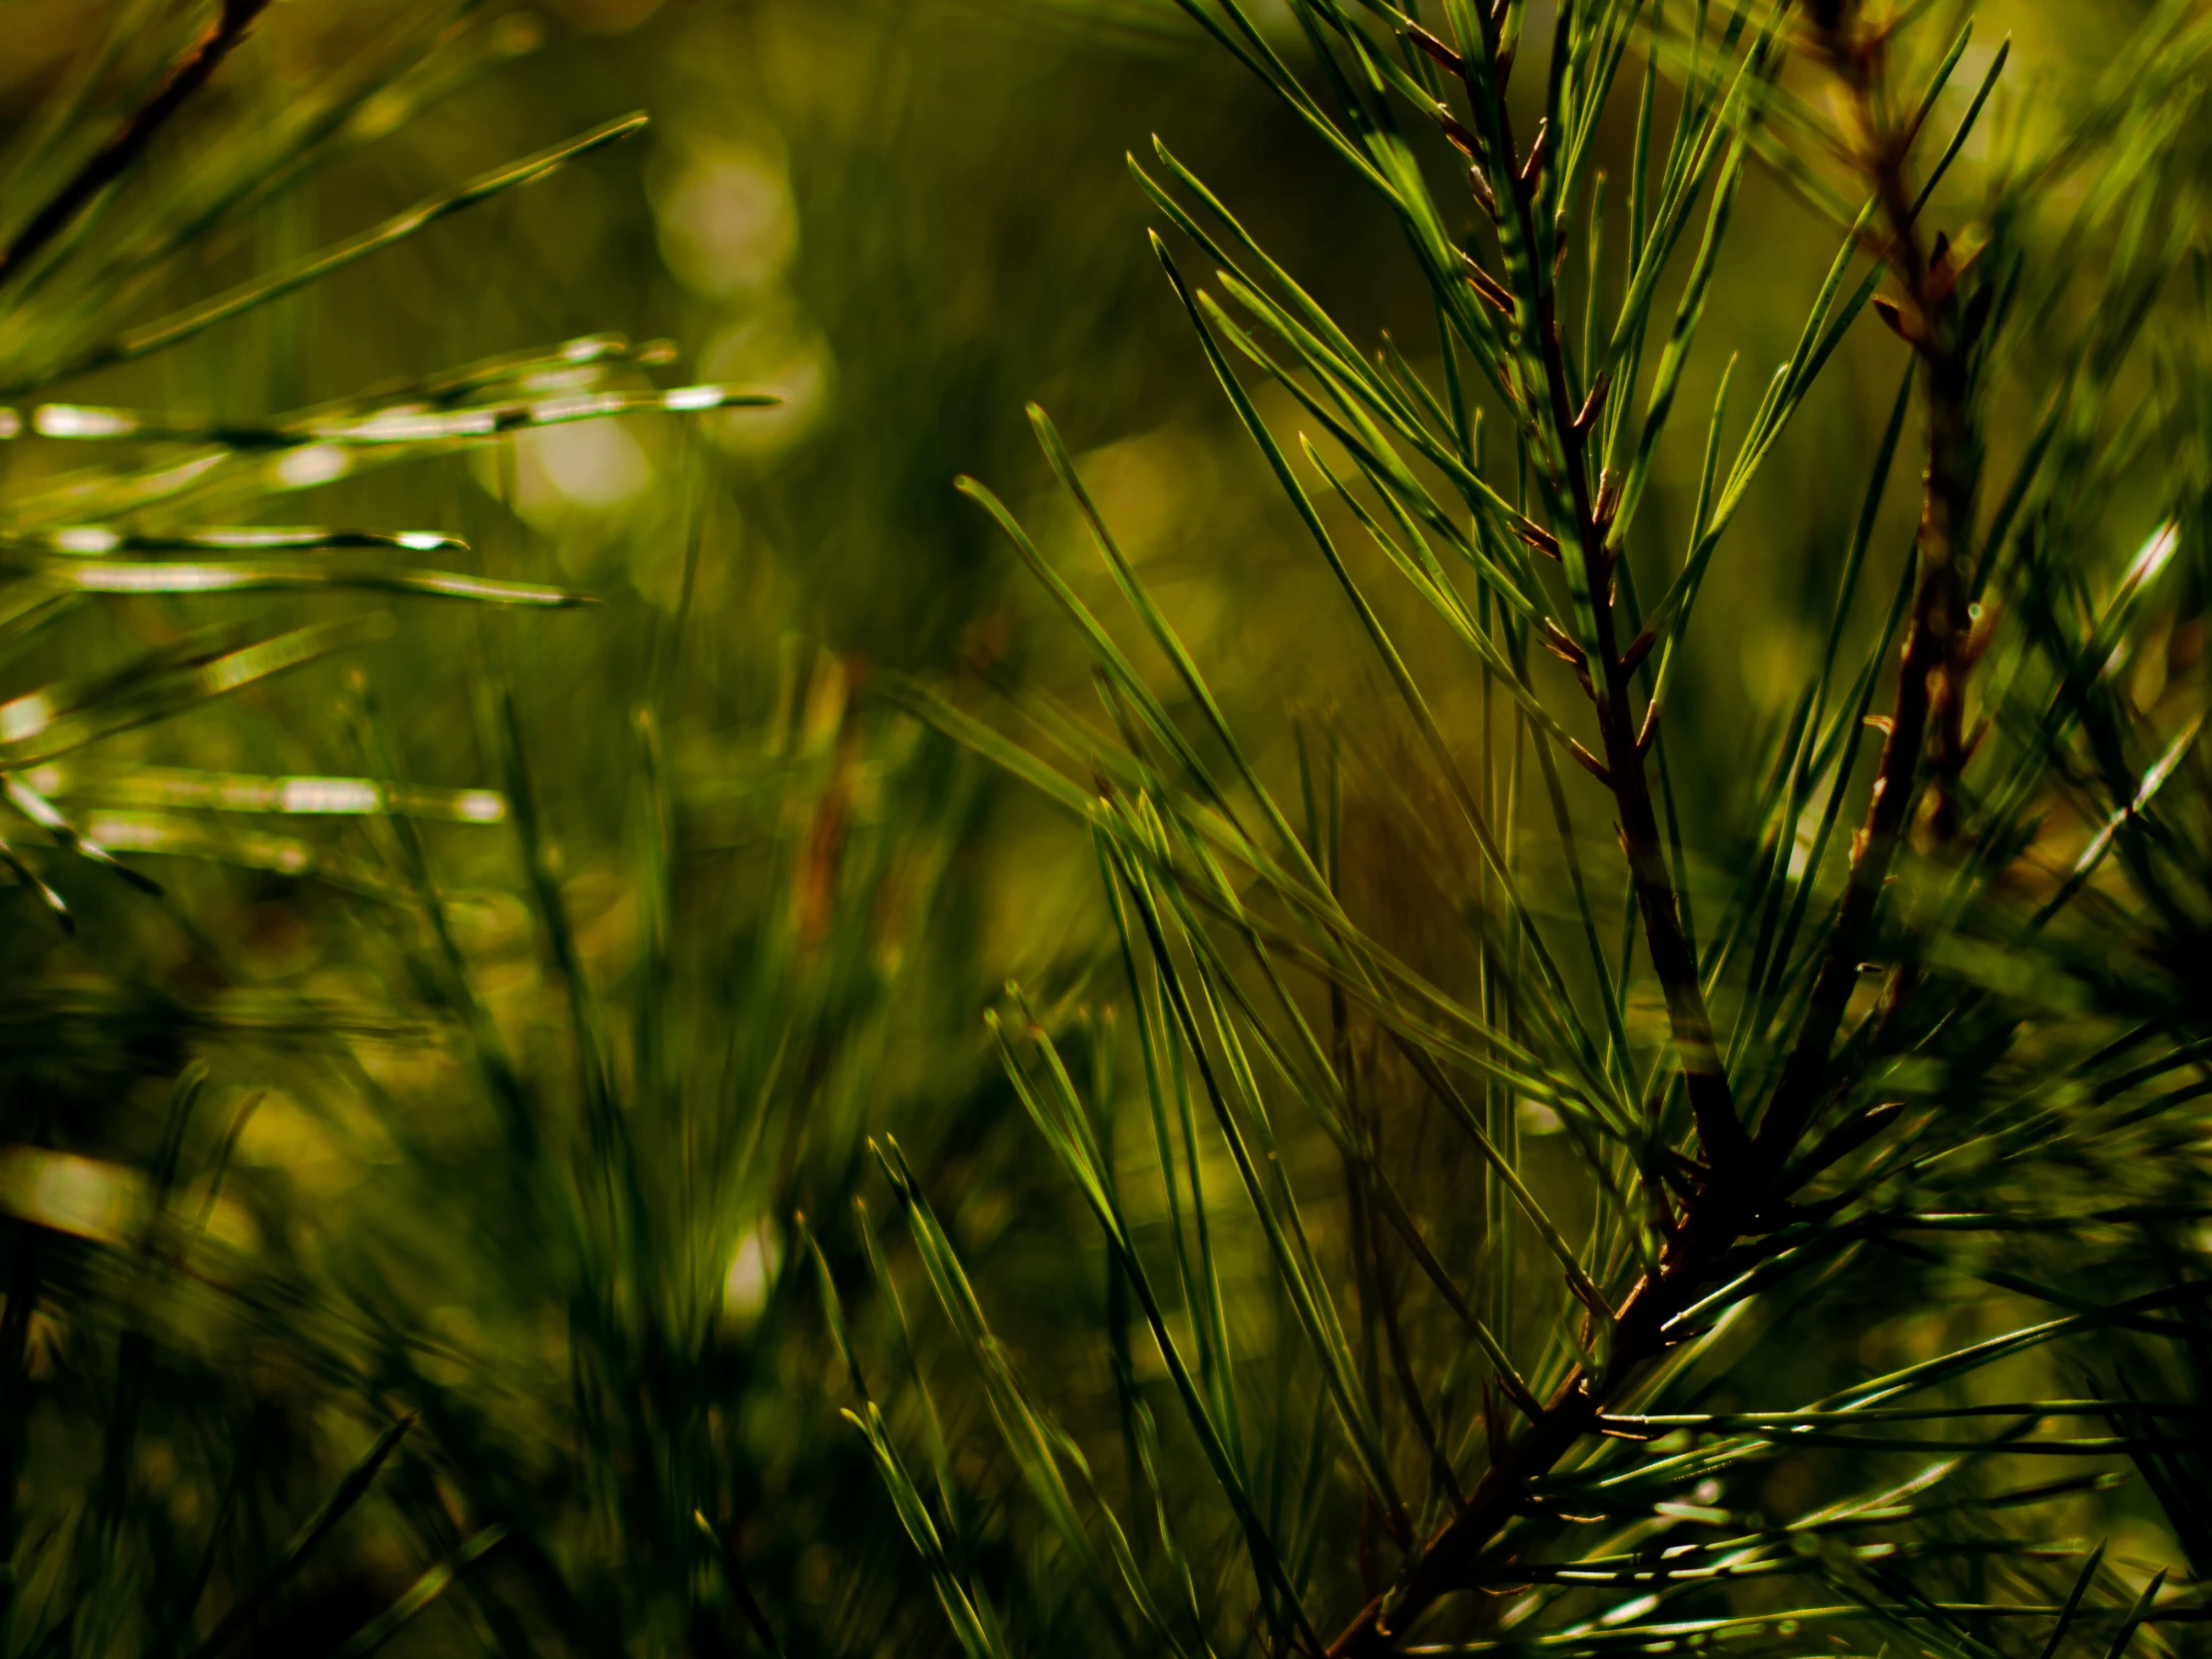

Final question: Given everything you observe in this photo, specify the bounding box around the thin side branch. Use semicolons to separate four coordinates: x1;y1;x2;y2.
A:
0;0;275;293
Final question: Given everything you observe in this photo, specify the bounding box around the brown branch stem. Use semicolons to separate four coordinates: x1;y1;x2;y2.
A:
0;0;274;294
1544;256;1746;1182
1753;10;1979;1162
1492;29;1746;1181
1325;8;1983;1652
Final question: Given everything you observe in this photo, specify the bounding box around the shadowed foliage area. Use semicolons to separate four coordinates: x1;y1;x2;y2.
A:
0;2;2209;1657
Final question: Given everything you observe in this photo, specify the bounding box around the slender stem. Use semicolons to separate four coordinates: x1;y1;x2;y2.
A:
1480;12;1747;1177
696;1509;786;1659
1325;1192;1745;1658
0;0;275;293
1324;7;1983;1651
1754;9;1979;1161
1544;214;1747;1177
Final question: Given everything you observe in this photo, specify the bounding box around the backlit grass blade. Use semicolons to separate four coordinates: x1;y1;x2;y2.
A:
79;809;415;901
1;525;464;555
1112;843;1414;1523
17;384;772;449
2;770;162;895
1096;828;1235;1446
1;612;393;770
33;763;503;823
27;559;587;605
1605;141;1748;547
950;475;1246;838
1029;403;1336;898
348;674;539;1167
820;1252;1011;1659
984;1012;1322;1651
853;1200;968;1569
1133;142;1445;421
40;114;653;389
874;1134;1193;1658
186;1414;414;1659
2035;1543;2108;1659
488;681;626;1186
0;822;72;929
1159;0;1398;202
1200;279;1543;608
330;1525;508;1659
693;1511;790;1659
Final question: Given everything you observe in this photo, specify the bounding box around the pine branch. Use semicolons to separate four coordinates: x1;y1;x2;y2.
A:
1470;3;1747;1176
1324;5;1991;1649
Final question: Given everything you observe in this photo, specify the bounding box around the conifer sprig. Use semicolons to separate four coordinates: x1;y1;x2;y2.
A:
881;0;2212;1654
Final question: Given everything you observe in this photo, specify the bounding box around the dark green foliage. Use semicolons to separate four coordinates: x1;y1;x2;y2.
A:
4;2;2212;1658
869;1;2212;1656
0;5;990;1652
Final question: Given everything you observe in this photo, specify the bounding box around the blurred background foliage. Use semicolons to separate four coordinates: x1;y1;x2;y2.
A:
0;1;2206;1656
